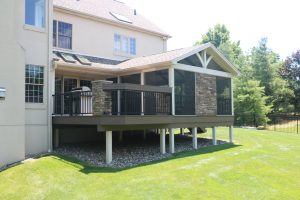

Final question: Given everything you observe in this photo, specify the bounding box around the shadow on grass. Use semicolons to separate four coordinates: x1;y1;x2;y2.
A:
50;143;241;174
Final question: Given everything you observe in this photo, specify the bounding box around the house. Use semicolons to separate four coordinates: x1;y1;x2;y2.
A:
0;0;238;167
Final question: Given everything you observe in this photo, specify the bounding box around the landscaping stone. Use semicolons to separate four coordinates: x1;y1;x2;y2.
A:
53;134;228;168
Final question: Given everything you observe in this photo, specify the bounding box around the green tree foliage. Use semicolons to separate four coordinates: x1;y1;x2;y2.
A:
234;78;271;126
195;24;245;68
250;38;294;112
249;38;278;96
196;24;230;48
280;50;300;112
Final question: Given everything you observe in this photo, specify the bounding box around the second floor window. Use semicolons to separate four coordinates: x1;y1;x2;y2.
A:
53;20;72;49
25;0;45;28
114;34;136;55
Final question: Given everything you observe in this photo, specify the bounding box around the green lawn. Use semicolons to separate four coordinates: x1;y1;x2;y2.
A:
1;128;300;200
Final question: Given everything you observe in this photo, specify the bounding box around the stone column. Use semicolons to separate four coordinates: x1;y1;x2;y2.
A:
92;80;113;116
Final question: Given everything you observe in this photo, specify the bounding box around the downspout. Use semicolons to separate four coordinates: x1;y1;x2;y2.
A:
47;0;53;152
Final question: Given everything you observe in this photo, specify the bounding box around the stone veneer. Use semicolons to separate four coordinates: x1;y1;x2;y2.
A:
92;80;113;116
195;73;217;115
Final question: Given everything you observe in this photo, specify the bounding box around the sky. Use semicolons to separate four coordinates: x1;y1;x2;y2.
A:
124;0;299;59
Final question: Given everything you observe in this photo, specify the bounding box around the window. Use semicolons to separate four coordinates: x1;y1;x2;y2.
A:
114;34;136;55
110;12;132;24
53;20;72;49
25;65;44;103
25;0;45;28
145;69;169;86
120;73;141;84
178;54;203;68
175;70;195;115
216;77;232;115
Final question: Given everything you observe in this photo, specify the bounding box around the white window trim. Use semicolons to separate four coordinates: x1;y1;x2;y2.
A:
25;65;45;106
53;20;73;50
25;0;46;29
114;33;136;57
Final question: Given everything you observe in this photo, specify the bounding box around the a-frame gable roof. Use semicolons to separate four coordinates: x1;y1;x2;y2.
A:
54;43;240;75
118;43;239;75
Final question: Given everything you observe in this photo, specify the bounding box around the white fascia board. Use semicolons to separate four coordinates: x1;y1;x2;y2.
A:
171;43;239;76
174;63;233;78
209;45;240;76
172;43;211;64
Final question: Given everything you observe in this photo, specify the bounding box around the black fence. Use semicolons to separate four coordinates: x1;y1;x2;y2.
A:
234;113;299;134
53;91;93;116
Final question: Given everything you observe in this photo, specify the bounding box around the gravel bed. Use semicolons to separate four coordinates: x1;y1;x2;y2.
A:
54;134;228;168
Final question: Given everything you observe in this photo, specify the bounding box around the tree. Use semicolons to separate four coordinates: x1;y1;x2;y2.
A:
234;78;271;126
250;38;294;113
280;50;300;113
196;24;230;48
195;24;245;68
249;38;278;97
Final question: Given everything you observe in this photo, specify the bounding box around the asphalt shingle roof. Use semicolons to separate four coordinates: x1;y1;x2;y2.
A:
53;0;170;37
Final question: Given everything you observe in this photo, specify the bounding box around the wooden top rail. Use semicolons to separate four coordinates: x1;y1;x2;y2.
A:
102;83;172;93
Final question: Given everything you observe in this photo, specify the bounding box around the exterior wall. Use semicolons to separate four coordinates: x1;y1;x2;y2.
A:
195;73;217;115
92;81;112;116
53;10;166;61
0;0;53;166
0;0;26;167
20;0;52;155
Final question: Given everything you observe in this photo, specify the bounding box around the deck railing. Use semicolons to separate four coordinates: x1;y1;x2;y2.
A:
52;83;172;116
103;83;172;116
52;91;93;116
217;98;232;115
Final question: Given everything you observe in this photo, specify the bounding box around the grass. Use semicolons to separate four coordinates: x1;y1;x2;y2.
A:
1;128;300;200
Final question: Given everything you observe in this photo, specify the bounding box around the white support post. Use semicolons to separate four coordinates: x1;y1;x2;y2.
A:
54;128;59;148
118;131;123;143
106;131;112;164
212;127;217;145
192;127;197;149
231;78;234;116
169;128;175;153
196;52;205;67
229;126;233;143
141;72;145;115
160;129;166;154
169;67;175;115
117;76;121;116
203;50;207;67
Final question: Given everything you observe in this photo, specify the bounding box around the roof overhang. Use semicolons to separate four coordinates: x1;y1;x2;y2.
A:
172;43;240;76
53;43;240;77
